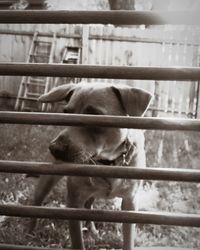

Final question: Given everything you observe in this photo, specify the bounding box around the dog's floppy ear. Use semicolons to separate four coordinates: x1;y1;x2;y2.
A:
112;86;152;116
38;84;77;103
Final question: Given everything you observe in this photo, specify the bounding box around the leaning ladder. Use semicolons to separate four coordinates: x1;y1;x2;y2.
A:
15;31;56;111
44;46;81;112
53;45;81;89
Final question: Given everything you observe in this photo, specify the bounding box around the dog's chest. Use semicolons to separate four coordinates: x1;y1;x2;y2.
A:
88;177;138;199
88;137;143;199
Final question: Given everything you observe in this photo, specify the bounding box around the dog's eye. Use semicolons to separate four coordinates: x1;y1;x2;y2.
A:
65;90;74;103
84;105;103;115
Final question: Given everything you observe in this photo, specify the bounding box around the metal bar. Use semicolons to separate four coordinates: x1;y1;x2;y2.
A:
0;244;68;250
0;10;199;25
0;112;200;131
0;245;183;250
0;245;194;250
0;204;199;227
0;160;200;182
1;63;200;81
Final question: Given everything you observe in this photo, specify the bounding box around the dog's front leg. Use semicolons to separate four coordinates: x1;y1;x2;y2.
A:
122;196;137;250
30;175;61;231
67;177;86;250
68;220;84;250
67;198;84;249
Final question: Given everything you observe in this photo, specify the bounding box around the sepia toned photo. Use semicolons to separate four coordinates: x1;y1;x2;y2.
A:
0;1;199;250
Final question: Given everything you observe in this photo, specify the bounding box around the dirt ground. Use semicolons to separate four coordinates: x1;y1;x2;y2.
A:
0;124;199;249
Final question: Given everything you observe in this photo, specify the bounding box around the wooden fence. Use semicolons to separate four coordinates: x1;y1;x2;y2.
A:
0;23;200;117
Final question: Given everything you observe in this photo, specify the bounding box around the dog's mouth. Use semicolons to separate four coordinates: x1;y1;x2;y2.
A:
49;137;134;167
49;143;96;164
49;146;118;167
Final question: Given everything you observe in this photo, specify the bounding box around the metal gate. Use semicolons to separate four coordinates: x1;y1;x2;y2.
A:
0;9;200;250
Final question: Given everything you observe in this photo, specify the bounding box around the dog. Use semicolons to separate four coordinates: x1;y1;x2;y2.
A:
32;82;152;250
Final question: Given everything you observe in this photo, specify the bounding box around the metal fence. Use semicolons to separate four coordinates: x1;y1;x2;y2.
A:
0;9;200;250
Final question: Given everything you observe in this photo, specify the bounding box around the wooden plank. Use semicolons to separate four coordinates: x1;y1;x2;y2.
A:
112;26;122;84
81;25;89;65
168;32;177;115
0;34;12;94
87;25;96;83
95;25;103;66
1;28;200;46
102;25;113;84
99;26;107;84
197;82;200;118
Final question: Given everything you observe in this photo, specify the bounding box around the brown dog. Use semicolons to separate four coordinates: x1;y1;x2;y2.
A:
32;82;152;250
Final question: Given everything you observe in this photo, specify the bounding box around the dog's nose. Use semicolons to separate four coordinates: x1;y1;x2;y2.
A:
49;141;57;154
49;141;66;160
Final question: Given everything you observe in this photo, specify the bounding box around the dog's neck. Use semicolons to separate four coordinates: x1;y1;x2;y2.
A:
92;138;136;166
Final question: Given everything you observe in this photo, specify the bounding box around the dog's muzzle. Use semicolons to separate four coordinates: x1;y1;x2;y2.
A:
49;141;69;161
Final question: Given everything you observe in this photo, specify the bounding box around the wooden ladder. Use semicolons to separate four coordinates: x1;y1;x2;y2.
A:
54;45;81;88
45;45;81;112
15;31;56;111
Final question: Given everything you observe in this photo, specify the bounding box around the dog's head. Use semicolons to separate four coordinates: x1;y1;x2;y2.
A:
39;82;152;163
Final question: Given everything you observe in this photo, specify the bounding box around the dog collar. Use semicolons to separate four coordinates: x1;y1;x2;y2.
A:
95;138;136;167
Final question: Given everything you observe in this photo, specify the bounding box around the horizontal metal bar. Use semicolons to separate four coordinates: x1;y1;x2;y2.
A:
0;112;200;131
0;63;200;81
0;10;199;25
0;244;67;250
0;160;200;182
0;204;199;227
0;245;195;250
